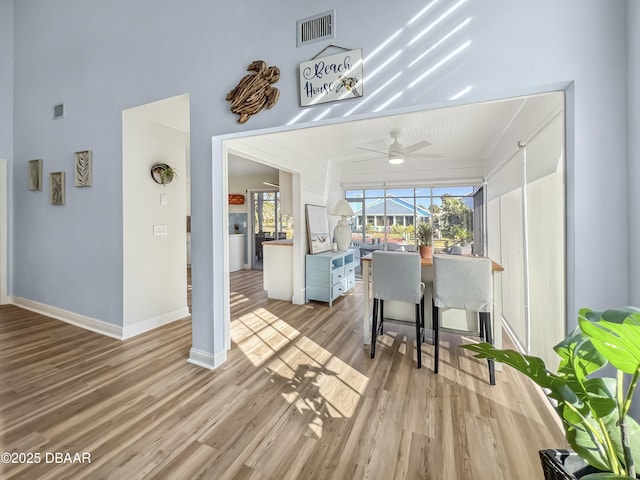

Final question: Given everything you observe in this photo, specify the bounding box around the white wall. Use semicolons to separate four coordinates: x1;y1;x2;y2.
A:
122;110;188;335
8;1;633;367
487;113;565;369
526;116;566;369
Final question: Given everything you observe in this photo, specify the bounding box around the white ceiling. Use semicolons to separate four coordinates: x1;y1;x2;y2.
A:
227;91;563;185
127;90;563;185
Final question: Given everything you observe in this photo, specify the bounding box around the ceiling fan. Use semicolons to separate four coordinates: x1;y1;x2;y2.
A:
355;130;438;165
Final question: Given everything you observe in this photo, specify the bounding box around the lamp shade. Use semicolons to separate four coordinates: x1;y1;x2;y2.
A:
331;200;355;217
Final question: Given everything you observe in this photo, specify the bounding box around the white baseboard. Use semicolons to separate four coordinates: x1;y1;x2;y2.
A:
122;307;191;339
11;296;123;339
187;347;227;370
10;297;191;341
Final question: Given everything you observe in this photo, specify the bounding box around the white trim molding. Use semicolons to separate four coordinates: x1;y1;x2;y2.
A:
0;160;7;305
188;347;227;370
122;307;191;339
11;296;123;339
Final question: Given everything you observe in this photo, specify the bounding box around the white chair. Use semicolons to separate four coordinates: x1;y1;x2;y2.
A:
370;251;425;368
432;255;495;384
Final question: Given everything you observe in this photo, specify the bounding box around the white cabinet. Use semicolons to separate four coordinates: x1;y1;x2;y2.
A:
305;250;356;306
263;240;293;301
229;234;245;272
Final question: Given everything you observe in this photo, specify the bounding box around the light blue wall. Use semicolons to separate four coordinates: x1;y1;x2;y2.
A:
0;0;12;162
1;0;13;295
626;0;640;422
8;1;634;360
629;1;640;307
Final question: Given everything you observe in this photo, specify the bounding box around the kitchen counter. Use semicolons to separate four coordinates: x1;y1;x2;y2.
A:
262;239;293;246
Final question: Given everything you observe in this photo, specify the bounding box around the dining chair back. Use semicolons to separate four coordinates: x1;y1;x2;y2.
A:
371;251;425;368
432;255;495;384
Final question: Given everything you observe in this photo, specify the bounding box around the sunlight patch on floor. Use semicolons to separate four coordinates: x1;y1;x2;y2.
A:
231;308;300;366
266;335;370;438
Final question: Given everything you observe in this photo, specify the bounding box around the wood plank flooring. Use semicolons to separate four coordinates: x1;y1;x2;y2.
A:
0;270;565;479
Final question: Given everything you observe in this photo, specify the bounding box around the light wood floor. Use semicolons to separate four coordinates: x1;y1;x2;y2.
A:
0;270;564;479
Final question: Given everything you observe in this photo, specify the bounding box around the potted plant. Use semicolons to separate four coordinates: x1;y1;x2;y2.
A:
150;162;177;186
415;222;434;259
463;307;640;479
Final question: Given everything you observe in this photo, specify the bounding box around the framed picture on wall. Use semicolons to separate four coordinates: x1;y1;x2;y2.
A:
28;159;43;191
305;204;331;254
50;172;65;205
74;150;92;187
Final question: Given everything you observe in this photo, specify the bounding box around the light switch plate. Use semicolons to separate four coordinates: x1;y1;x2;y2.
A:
160;194;168;205
153;224;168;236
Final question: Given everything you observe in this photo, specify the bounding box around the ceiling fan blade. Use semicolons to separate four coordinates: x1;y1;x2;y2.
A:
352;155;387;163
356;146;389;156
409;152;444;159
398;140;432;155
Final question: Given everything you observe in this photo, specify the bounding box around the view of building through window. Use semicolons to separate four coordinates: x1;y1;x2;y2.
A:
345;186;480;254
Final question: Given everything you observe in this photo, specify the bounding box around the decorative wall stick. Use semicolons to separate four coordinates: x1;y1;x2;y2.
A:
226;60;280;124
74;150;92;187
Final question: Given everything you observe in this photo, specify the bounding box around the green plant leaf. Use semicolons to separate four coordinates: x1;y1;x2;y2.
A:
555;324;607;385
582;377;617;417
462;344;581;406
566;405;640;474
581;474;635;479
561;408;611;471
609;414;640;474
600;307;640;323
463;309;640;477
578;316;640;374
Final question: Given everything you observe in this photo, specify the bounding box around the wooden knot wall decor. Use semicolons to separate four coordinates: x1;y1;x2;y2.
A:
226;60;280;124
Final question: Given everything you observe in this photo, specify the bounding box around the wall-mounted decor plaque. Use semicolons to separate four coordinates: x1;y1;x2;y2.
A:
299;48;363;107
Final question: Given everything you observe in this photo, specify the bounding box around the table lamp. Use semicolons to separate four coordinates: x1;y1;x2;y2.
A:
331;200;355;251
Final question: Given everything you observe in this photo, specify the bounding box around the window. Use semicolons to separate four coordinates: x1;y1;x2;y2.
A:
345;186;481;253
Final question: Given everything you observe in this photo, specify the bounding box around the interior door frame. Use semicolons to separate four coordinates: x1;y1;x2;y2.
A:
0;159;7;304
247;188;279;269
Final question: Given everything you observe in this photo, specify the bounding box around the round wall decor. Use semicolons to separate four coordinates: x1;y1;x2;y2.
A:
150;163;176;185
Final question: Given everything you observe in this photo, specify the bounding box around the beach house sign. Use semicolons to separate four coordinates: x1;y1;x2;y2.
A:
298;48;363;107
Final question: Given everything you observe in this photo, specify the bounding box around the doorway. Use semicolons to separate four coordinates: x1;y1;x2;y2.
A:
249;189;294;270
214;88;567;367
251;190;279;270
121;93;191;336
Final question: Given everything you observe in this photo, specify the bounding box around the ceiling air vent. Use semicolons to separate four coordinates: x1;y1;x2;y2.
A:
53;103;64;120
297;10;335;47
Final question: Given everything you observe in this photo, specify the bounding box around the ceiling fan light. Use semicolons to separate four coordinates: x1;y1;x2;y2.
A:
388;155;404;165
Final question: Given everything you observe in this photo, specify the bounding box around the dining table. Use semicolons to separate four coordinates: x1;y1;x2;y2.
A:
360;252;505;352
